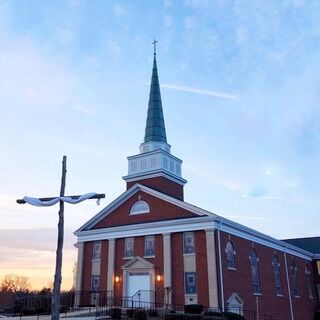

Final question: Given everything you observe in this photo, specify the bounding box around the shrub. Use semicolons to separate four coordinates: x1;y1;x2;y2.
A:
165;313;187;320
314;310;320;320
202;317;225;320
223;312;245;320
202;311;223;317
148;309;158;317
111;307;122;319
126;308;135;318
185;304;204;314
134;309;147;320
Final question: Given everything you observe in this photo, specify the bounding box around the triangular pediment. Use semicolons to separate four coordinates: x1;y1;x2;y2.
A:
121;256;154;270
75;184;214;233
227;292;244;305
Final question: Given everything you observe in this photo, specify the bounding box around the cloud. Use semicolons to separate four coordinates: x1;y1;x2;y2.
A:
161;83;239;100
113;3;127;17
72;104;93;116
164;15;173;28
0;228;75;252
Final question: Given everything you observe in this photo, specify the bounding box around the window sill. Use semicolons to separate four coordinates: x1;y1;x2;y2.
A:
276;294;284;297
293;295;301;298
123;257;134;260
143;256;155;259
183;253;195;256
92;258;101;262
253;293;262;296
227;267;237;271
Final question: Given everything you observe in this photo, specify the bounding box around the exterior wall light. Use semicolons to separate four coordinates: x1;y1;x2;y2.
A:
156;275;161;282
115;276;120;283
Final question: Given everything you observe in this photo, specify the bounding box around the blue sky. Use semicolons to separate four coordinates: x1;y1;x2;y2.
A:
0;0;319;289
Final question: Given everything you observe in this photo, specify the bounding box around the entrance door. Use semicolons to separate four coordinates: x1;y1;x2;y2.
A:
127;274;151;307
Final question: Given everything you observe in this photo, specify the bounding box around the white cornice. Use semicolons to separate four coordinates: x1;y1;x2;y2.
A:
123;170;187;185
75;185;314;261
217;217;314;260
75;216;216;241
75;184;213;233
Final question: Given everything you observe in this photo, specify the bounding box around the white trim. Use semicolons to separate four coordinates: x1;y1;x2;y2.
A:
76;216;216;242
284;252;294;320
217;222;224;310
128;148;177;162
75;185;314;261
75;184;212;233
123;170;187;185
129;200;150;215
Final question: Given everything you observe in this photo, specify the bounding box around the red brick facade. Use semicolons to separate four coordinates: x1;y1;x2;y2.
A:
91;191;199;230
219;231;318;319
127;176;184;200
78;188;319;319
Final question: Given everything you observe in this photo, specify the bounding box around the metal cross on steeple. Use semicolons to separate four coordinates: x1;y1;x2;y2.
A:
153;39;158;55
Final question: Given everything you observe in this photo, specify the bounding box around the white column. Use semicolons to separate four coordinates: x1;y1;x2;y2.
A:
205;229;219;308
74;242;84;306
107;239;116;294
163;233;172;305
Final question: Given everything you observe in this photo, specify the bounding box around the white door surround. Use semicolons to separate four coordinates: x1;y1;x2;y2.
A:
121;256;155;305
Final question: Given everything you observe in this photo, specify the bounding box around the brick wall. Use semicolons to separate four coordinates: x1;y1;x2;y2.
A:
82;242;93;305
171;232;184;306
92;191;199;229
99;240;109;291
195;230;209;307
218;231;318;320
127;176;184;200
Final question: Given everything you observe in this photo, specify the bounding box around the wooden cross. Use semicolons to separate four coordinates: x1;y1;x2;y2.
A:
17;155;105;320
153;39;158;55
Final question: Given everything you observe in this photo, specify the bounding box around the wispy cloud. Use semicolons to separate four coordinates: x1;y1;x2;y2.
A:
161;83;239;100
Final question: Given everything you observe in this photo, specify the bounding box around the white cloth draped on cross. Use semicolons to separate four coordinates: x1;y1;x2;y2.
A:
23;192;100;207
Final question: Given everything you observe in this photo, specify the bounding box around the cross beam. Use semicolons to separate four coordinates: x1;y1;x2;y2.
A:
16;193;105;204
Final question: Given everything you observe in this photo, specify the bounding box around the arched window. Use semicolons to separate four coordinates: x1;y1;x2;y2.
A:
130;200;150;215
305;264;313;299
249;249;261;294
226;241;236;269
290;259;299;297
272;255;282;295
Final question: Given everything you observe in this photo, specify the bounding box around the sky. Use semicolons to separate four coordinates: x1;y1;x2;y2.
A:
0;0;319;290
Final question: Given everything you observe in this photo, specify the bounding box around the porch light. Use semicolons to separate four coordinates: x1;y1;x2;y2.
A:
156;275;161;282
115;276;120;283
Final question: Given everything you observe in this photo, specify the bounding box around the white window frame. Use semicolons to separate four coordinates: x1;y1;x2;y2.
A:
124;237;135;258
144;235;155;257
272;255;282;296
183;232;195;255
92;241;101;260
129;200;150;215
226;241;236;270
249;249;261;295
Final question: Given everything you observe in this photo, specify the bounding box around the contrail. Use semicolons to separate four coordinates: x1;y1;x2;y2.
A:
161;83;239;100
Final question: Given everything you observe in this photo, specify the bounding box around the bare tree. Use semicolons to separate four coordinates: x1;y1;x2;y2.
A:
0;274;31;297
72;262;77;291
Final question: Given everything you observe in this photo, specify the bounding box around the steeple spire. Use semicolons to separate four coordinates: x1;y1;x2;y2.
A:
123;40;187;197
144;41;167;143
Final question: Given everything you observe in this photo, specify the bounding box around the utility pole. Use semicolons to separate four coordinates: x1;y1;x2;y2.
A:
17;155;105;320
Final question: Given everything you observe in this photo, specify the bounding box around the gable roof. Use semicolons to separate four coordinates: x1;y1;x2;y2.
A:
75;183;215;233
74;184;315;261
282;237;320;254
121;256;154;270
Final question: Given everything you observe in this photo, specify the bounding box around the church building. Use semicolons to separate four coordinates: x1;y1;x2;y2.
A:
74;50;319;320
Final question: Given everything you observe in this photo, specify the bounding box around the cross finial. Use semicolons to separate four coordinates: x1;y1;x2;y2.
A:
152;39;158;55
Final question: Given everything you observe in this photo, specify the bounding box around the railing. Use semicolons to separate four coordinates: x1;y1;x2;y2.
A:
12;291;278;320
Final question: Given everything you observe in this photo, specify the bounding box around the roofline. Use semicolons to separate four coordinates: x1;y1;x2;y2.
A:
75;185;315;260
75;183;213;232
123;170;187;185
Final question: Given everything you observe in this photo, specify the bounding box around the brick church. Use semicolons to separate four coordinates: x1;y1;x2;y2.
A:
74;50;320;320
